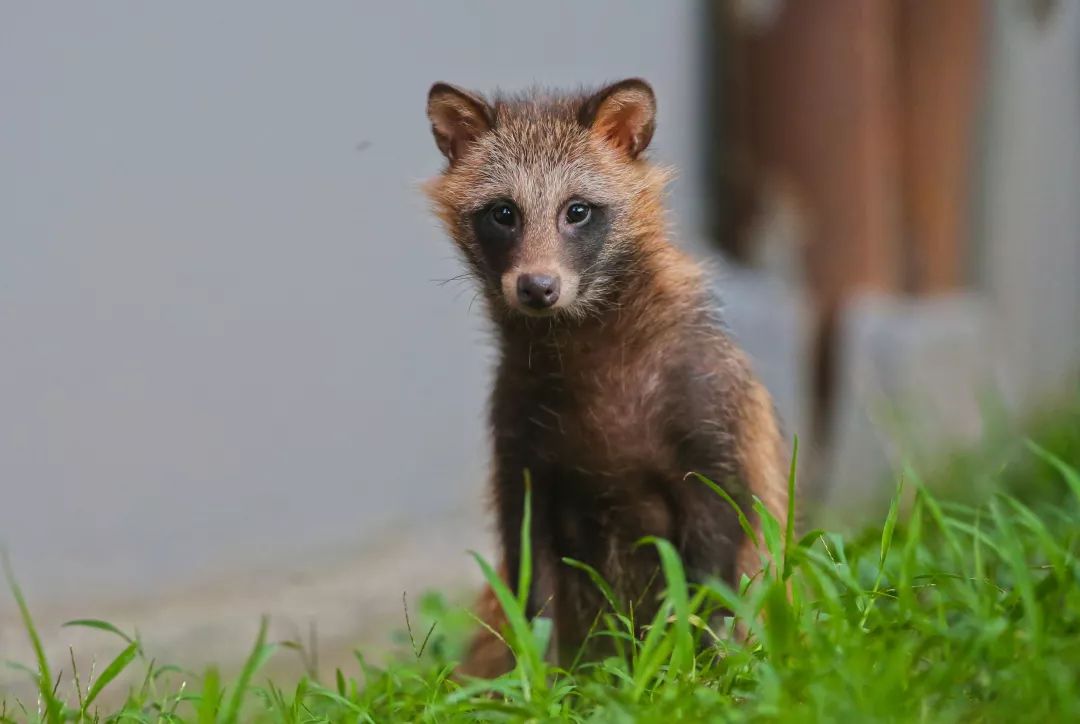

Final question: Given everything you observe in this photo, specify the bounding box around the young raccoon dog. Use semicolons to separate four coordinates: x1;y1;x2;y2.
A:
424;78;788;677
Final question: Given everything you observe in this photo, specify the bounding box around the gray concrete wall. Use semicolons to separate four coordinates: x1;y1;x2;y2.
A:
979;1;1080;407
0;3;710;604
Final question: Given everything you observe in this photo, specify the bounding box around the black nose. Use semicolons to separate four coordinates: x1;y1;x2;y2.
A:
516;273;561;309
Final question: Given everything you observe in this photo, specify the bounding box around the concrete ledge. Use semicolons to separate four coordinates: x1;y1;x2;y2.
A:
822;292;1010;516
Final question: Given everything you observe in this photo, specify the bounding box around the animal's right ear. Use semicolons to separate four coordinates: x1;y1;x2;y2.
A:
427;82;494;164
579;78;656;159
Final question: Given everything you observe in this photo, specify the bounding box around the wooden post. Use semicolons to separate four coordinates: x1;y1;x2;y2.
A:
897;0;985;293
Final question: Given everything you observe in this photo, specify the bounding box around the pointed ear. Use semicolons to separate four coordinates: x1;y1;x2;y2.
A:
427;82;494;164
579;78;656;159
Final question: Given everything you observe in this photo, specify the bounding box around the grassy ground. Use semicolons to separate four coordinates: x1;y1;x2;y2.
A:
3;400;1079;723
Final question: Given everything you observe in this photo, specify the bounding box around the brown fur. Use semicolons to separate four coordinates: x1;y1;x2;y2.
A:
424;79;789;676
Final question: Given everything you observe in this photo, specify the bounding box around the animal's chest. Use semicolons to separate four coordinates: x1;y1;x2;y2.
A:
494;351;688;583
510;359;672;481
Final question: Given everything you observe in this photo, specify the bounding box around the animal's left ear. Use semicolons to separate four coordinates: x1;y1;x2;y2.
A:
427;82;494;164
579;78;656;159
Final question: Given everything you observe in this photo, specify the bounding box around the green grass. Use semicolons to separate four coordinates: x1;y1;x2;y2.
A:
3;401;1080;723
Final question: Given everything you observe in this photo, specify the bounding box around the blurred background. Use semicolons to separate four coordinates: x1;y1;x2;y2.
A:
2;1;1078;683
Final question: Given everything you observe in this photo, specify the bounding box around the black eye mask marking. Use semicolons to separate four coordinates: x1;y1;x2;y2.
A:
466;200;613;294
470;200;521;274
562;204;610;278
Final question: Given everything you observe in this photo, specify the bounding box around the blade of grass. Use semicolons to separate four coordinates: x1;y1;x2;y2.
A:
989;497;1043;649
860;475;904;627
1027;440;1080;503
971;507;995;620
560;558;619;617
222;616;275;724
753;497;783;579
688;473;759;548
630;600;674;701
898;492;924;613
530;616;553;663
3;661;39;680
83;641;138;709
517;470;533;611
468;552;542;689
306;685;373;721
762;579;796;661
908;466;966;566
62;619;137;647
1004;496;1066;579
2;552;61;724
783;436;799;579
639;536;693;676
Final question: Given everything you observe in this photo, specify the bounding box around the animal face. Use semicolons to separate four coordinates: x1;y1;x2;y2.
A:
424;79;669;320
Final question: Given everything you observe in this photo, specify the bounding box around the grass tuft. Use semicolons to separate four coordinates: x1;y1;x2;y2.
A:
3;403;1080;721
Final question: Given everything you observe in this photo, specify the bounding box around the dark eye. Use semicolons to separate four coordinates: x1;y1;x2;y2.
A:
490;203;517;227
566;202;591;225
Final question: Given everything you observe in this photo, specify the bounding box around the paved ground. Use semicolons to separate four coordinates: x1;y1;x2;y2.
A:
0;504;492;699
